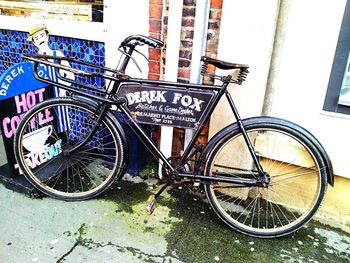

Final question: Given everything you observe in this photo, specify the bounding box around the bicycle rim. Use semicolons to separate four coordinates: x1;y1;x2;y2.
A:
15;99;124;200
205;126;326;237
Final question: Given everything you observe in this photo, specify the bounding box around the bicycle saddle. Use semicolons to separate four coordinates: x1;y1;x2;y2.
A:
201;56;249;70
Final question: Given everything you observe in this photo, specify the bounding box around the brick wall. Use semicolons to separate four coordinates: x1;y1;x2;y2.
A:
148;0;164;80
204;0;223;84
148;0;224;152
148;0;223;82
177;0;195;83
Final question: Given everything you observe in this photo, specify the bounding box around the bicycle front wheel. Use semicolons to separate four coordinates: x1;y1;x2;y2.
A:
204;121;327;238
14;98;126;201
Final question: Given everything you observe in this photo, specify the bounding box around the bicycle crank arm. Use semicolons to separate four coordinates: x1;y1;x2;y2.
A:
146;195;156;215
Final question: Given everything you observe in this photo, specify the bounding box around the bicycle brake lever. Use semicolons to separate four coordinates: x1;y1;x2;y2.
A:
118;47;142;73
134;48;149;63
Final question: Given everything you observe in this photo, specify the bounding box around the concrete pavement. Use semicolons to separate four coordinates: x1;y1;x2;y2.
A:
0;135;350;262
0;177;350;263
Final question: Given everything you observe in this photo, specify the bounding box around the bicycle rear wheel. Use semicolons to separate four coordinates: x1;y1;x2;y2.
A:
14;98;126;201
204;121;327;238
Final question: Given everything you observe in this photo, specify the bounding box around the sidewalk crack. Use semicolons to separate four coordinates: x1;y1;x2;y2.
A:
57;223;180;263
56;241;79;263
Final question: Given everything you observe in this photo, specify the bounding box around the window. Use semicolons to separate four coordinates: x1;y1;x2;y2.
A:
0;0;104;22
323;0;350;114
338;52;350;106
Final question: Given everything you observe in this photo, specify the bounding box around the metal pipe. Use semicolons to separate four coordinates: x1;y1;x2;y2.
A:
262;0;291;116
185;0;211;149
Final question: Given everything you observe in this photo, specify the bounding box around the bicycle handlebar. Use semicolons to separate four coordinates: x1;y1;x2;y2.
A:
119;34;164;49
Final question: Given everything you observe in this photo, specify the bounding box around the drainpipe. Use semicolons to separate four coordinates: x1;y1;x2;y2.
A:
189;0;211;84
261;0;290;116
184;0;211;148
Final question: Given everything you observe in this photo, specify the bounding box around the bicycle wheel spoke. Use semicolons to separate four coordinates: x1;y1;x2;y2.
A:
271;165;316;179
50;163;66;190
205;125;326;237
15;99;125;200
70;154;117;167
236;192;260;222
272;168;323;184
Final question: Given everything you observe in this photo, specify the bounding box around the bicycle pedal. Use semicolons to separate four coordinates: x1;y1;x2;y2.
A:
146;195;156;215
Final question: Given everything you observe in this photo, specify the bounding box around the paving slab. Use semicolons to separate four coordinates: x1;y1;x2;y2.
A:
0;178;349;263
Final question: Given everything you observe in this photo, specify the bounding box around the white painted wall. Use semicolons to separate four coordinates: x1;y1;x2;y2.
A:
0;0;149;77
103;0;149;77
216;0;350;178
210;0;279;132
271;0;349;177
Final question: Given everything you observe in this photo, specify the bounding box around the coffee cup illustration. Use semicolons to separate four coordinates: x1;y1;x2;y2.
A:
22;125;53;153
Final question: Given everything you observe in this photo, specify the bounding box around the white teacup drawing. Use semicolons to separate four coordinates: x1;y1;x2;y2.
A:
23;125;53;153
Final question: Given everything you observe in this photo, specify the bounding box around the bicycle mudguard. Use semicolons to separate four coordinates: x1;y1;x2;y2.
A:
197;116;334;186
73;95;129;178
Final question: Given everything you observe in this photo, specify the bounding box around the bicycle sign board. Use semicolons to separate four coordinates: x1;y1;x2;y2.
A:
117;84;215;128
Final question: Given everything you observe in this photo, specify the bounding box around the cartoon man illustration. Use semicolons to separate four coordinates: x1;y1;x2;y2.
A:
27;24;73;133
27;24;54;56
27;24;74;91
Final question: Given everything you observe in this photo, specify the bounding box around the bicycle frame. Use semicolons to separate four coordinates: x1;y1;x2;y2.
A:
116;78;267;195
17;36;333;238
23;52;268;197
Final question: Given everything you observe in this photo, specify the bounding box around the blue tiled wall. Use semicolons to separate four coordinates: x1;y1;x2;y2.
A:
0;29;105;80
0;28;146;175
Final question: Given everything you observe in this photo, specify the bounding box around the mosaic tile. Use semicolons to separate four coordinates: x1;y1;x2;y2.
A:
0;29;106;91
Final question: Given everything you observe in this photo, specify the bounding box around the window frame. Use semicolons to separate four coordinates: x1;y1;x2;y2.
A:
323;0;350;115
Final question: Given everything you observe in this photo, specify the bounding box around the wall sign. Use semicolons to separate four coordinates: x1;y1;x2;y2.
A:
117;84;215;128
0;62;53;177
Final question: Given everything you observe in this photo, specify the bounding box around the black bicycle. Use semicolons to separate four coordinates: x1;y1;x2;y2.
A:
14;35;333;238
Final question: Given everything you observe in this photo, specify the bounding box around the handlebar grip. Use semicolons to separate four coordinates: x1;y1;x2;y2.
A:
139;36;163;48
120;35;163;48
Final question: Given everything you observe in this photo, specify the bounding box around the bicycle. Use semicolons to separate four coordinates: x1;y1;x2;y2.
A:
14;35;334;238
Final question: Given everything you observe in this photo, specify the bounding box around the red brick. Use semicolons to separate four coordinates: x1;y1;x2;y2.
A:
217;10;222;19
163;15;168;25
206;43;218;53
148;73;160;80
207;64;216;73
178;58;191;68
182;18;195;27
178;68;191;79
150;5;162;19
210;9;222;20
149;48;161;61
181;40;193;48
210;0;223;9
208;21;220;30
149;32;160;39
149;0;162;4
182;7;195;17
183;0;195;6
149;19;162;33
149;61;161;74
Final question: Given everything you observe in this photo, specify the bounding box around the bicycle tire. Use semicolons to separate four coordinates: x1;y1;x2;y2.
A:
204;120;327;238
14;98;126;201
